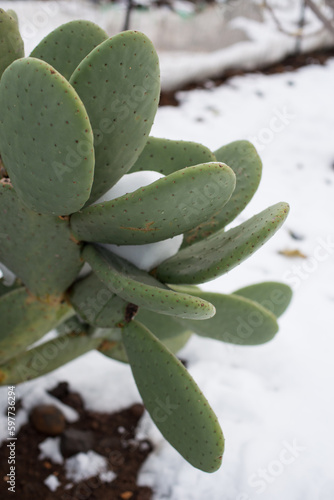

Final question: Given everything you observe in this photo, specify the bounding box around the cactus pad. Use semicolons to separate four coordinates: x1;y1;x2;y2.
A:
70;162;236;244
182;140;262;247
173;287;279;345
0;9;24;78
30;20;108;80
0;286;73;364
157;202;289;284
233;281;292;318
0;325;100;384
123;320;224;472
129;136;216;175
68;271;130;327
82;244;216;320
0;180;83;297
70;31;160;204
0;57;95;215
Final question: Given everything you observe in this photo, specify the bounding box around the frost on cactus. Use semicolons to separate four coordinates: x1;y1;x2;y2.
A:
0;14;292;473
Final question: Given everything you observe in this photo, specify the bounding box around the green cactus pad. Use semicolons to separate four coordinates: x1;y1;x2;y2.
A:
69;31;160;205
98;339;129;364
233;281;292;318
0;287;73;364
172;287;278;345
0;57;95;215
182;140;262;247
83;244;216;320
0;278;21;297
68;272;129;328
30;20;108;80
135;307;192;351
0;181;83;297
0;327;100;384
122;320;224;472
0;9;24;78
135;307;188;340
70;162;236;244
129;137;216;175
6;10;18;25
162;330;192;354
156;202;290;284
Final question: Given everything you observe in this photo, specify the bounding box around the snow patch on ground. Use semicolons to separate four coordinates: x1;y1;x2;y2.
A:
39;437;64;465
44;474;61;492
1;1;333;90
65;450;116;483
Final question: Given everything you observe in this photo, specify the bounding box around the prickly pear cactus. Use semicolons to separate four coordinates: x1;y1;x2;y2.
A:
0;14;292;473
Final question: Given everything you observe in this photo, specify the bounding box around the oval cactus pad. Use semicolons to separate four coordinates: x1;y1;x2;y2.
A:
233;281;292;318
30;20;108;80
172;287;279;345
157;202;290;284
82;244;216;320
129;136;216;176
0;57;94;215
182;140;262;247
71;162;236;245
0;9;24;78
70;30;160;204
0;286;73;364
123;320;224;472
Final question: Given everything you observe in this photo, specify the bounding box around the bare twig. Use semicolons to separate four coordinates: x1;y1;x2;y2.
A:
123;0;135;31
304;0;334;38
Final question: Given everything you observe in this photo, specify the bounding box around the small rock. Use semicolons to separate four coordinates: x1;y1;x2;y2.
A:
60;428;95;458
30;405;65;436
48;381;69;400
120;492;133;500
129;404;144;419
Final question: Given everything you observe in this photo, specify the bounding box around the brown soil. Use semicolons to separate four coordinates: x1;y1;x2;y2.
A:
0;382;153;500
159;46;334;106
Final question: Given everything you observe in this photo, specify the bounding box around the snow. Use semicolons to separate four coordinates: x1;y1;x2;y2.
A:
0;263;16;285
0;2;334;499
65;450;116;483
94;171;184;271
44;474;61;492
134;59;334;500
1;1;334;90
38;437;64;465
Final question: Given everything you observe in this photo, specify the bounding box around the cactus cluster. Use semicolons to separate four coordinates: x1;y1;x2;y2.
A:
0;10;292;473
